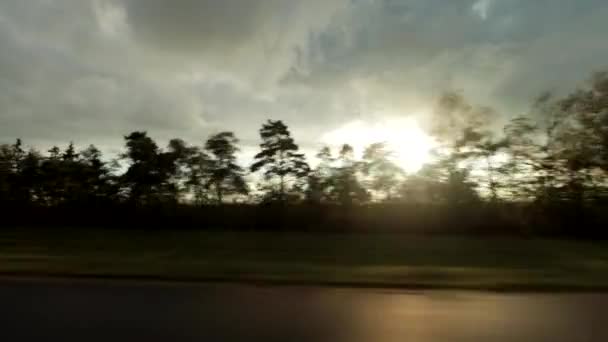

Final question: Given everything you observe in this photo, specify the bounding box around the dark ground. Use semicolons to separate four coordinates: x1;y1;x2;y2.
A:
3;229;608;290
2;278;607;342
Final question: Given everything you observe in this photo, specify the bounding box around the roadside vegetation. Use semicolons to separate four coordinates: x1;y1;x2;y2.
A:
2;229;608;290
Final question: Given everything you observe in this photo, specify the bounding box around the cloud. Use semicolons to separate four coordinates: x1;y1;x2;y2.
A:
287;0;608;116
0;0;607;162
0;0;208;152
124;0;282;51
472;0;492;20
123;0;348;86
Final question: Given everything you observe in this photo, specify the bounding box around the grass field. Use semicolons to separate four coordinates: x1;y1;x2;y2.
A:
2;228;608;291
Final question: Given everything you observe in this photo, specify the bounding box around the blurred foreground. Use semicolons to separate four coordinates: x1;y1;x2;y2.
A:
2;229;608;290
1;279;607;341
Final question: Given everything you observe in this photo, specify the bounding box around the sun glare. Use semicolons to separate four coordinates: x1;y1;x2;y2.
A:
321;117;437;173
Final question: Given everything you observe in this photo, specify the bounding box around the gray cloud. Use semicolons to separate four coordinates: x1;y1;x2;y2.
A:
0;0;207;152
123;0;347;86
288;0;608;117
124;0;282;51
1;0;607;159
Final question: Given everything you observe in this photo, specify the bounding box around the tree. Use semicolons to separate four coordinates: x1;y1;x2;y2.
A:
62;142;78;162
431;92;493;141
204;132;248;204
456;128;508;202
0;140;26;203
432;92;508;201
304;173;324;204
362;143;403;201
304;146;334;204
164;139;212;205
185;149;213;205
0;144;11;202
39;145;63;205
36;143;109;206
251;120;310;202
552;72;608;203
3;139;40;205
559;71;608;171
121;132;177;204
250;120;310;203
60;142;84;204
161;138;197;201
324;144;369;206
48;146;61;160
526;73;608;205
441;168;480;205
19;149;43;205
501;116;545;201
408;149;480;205
79;145;119;204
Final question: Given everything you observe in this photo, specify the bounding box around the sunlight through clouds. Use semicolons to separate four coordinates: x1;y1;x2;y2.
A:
2;0;608;160
321;117;437;173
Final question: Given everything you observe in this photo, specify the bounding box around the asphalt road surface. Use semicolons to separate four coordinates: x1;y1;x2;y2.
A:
1;278;607;341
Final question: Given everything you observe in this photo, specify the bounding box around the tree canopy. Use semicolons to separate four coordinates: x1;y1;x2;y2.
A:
250;120;310;203
2;70;608;236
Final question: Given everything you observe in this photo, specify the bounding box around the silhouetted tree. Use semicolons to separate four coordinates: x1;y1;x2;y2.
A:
185;149;213;205
431;92;493;141
554;72;608;203
19;149;43;205
0;144;10;202
456;128;508;201
0;140;26;203
79;145;118;204
3;139;38;205
410;150;480;205
362;143;403;201
325;145;369;206
61;142;85;204
2;69;608;236
251;120;310;203
158;138;196;201
164;140;212;205
39;146;63;205
48;146;60;159
204;132;248;204
432;93;508;201
501;116;544;201
560;72;608;169
304;174;324;204
522;74;608;206
304;147;334;204
121;132;177;205
62;142;78;162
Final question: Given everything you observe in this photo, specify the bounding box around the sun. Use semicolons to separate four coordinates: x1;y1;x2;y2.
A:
321;117;437;173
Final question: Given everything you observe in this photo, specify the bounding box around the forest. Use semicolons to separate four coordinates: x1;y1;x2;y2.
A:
2;71;608;237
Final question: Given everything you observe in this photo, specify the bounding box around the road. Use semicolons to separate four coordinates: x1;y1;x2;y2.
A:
1;278;607;341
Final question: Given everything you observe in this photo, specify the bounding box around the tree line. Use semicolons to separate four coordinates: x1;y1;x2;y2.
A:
0;119;400;207
1;71;608;236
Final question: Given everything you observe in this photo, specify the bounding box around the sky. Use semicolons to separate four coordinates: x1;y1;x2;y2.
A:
1;0;608;166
